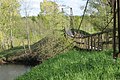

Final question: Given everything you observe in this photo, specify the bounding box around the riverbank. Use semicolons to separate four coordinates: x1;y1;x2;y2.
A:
0;34;72;66
16;50;120;80
0;59;6;64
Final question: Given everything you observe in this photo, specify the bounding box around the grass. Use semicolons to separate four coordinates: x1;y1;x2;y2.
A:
0;46;26;58
16;49;120;80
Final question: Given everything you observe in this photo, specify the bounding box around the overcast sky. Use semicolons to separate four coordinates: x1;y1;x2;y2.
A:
20;0;87;17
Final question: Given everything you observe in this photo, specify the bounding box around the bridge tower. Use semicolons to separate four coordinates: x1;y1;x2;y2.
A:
113;0;117;59
113;0;120;59
117;0;120;57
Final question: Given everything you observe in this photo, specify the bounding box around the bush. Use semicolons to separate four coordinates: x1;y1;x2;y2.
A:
31;32;73;60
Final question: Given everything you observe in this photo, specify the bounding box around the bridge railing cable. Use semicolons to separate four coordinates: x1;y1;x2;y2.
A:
77;0;89;31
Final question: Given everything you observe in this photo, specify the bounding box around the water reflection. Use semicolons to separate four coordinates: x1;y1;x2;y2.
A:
0;64;30;80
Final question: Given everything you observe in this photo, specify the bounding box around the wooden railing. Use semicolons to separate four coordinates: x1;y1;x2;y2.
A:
70;29;118;51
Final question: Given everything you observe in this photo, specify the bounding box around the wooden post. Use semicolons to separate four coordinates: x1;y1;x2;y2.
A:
117;0;120;55
113;0;117;59
98;34;100;51
70;8;73;29
93;36;96;50
88;37;90;50
85;38;87;49
91;36;93;50
82;38;83;48
100;34;103;50
106;33;109;48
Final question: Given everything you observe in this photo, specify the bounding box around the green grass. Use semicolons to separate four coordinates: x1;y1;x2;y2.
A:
0;46;26;58
16;50;120;80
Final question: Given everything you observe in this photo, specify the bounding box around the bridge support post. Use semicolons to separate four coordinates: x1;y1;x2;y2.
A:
117;0;120;56
93;36;96;50
113;0;117;59
88;37;90;50
90;36;93;51
100;34;103;50
106;33;109;49
98;34;100;51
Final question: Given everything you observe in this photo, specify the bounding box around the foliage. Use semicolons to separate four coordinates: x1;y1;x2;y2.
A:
0;46;25;58
0;0;21;49
0;30;73;64
31;32;73;61
0;0;71;61
0;31;4;42
39;0;69;31
40;0;59;14
78;15;96;33
87;0;113;32
0;0;20;32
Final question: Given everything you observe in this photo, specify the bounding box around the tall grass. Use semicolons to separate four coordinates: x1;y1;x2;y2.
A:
16;50;120;80
0;46;26;58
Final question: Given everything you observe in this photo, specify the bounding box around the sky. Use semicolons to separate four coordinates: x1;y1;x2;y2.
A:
20;0;87;17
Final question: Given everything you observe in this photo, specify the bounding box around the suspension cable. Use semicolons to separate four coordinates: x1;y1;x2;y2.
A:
77;0;89;30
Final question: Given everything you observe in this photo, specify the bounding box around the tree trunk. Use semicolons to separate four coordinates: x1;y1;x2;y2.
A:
10;26;13;48
25;12;31;53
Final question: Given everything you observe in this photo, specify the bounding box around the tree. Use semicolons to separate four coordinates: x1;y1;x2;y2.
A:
87;0;112;32
19;0;33;53
40;0;59;14
0;0;20;49
39;0;69;34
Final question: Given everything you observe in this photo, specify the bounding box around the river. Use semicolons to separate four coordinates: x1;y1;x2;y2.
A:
0;64;31;80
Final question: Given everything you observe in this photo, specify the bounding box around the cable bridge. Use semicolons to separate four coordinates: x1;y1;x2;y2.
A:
65;29;118;51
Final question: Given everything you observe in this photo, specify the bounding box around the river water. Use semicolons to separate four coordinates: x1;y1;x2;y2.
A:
0;64;30;80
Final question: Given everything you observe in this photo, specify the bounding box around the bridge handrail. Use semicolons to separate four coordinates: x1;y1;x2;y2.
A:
74;29;114;38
